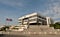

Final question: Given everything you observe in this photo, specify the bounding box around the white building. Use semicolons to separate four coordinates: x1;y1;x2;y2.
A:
9;25;28;31
18;12;53;27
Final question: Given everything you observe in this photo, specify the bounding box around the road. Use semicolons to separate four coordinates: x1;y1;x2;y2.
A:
0;34;60;37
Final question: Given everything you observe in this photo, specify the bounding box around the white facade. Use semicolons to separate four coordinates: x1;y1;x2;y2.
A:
9;25;28;31
18;13;53;26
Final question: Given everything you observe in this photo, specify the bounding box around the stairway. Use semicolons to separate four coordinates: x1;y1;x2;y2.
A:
23;25;55;32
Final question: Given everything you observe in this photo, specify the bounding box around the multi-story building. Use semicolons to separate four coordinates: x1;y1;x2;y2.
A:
18;12;53;26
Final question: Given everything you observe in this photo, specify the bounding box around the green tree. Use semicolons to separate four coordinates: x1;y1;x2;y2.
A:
54;22;60;29
0;26;10;31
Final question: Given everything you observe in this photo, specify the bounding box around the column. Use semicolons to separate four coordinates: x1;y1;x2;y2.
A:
22;19;23;25
46;17;51;27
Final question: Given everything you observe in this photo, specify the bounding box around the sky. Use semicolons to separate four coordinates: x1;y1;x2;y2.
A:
0;0;60;25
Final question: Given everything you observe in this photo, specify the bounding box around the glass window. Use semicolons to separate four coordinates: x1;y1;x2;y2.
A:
23;18;28;20
29;19;37;21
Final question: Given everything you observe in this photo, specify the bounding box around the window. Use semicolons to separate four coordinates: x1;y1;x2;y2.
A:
38;16;42;18
29;19;37;21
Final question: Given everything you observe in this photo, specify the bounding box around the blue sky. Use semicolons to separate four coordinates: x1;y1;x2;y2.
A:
0;0;60;25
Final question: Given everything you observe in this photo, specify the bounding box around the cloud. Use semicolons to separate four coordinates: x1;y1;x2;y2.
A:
0;0;24;8
38;0;60;22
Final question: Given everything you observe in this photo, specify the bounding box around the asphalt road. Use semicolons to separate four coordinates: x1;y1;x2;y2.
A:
0;34;60;37
0;31;60;37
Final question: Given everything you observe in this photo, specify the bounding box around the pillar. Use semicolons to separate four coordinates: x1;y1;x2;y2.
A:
46;17;51;27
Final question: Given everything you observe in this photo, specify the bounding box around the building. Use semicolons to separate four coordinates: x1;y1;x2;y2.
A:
18;12;53;26
9;25;28;31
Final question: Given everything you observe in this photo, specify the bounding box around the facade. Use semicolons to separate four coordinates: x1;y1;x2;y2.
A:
9;25;28;31
18;13;53;26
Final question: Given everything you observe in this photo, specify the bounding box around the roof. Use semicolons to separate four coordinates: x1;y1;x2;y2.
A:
18;12;46;19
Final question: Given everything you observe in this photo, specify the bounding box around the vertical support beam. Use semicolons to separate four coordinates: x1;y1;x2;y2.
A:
37;15;38;25
46;17;51;27
22;19;23;25
37;18;38;25
27;18;29;28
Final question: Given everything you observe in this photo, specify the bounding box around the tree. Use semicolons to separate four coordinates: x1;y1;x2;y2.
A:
0;26;10;31
54;22;60;29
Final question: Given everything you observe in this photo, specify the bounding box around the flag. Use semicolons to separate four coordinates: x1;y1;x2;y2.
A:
6;18;12;21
